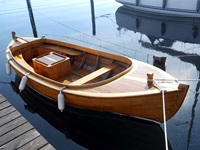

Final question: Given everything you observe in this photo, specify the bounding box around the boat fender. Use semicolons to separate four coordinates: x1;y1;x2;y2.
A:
19;73;30;92
58;86;66;112
6;60;12;75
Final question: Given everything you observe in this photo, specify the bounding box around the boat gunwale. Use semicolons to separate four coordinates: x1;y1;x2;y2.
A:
7;46;188;99
6;37;136;91
6;36;189;96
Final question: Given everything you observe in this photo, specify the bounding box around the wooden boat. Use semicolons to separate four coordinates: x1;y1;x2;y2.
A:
116;0;200;17
6;32;189;123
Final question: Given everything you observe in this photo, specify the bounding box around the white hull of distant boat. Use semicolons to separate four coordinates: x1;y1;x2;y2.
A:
116;0;200;17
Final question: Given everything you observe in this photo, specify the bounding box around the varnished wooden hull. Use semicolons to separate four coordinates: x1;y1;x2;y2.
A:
14;76;171;149
6;33;189;123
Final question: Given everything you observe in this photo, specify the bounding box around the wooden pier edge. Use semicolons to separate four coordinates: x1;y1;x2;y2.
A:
0;93;55;150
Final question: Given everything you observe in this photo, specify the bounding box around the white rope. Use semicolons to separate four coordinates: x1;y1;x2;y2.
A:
154;78;200;82
161;89;169;150
152;79;169;150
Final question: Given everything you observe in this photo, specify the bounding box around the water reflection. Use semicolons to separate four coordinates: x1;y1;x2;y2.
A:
187;79;200;150
11;75;171;150
153;56;166;71
116;6;200;45
115;6;200;71
115;6;200;74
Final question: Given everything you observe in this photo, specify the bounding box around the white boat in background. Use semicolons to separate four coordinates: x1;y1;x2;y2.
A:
116;0;200;17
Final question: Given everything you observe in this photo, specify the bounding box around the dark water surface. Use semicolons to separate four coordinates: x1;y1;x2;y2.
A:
1;0;200;149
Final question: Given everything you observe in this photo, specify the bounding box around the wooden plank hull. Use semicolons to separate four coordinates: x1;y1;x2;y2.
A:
14;79;172;149
6;33;189;123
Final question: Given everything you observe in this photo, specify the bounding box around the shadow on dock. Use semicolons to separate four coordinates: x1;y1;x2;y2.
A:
10;75;172;150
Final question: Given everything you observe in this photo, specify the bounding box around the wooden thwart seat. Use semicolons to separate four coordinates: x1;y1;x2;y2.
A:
69;63;118;85
38;44;83;56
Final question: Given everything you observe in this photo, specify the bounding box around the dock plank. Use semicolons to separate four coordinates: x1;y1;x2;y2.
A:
0;95;6;103
1;129;40;150
0;122;34;146
17;136;50;150
0;116;27;136
0;101;11;110
0;94;55;150
0;110;21;127
0;106;15;118
40;144;56;150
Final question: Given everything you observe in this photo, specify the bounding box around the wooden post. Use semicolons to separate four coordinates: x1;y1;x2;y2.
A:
90;0;96;35
196;0;200;12
12;32;16;40
147;73;154;88
26;0;38;37
136;0;139;6
162;0;167;9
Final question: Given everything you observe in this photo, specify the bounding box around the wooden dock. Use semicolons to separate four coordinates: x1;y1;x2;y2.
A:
0;93;55;150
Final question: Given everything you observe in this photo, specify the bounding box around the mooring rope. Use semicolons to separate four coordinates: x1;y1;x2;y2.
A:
161;89;169;150
154;78;200;82
152;77;200;150
151;79;169;150
0;48;8;52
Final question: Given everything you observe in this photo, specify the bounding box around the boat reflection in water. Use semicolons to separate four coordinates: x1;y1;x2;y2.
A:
116;6;200;71
11;75;172;150
116;6;200;45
